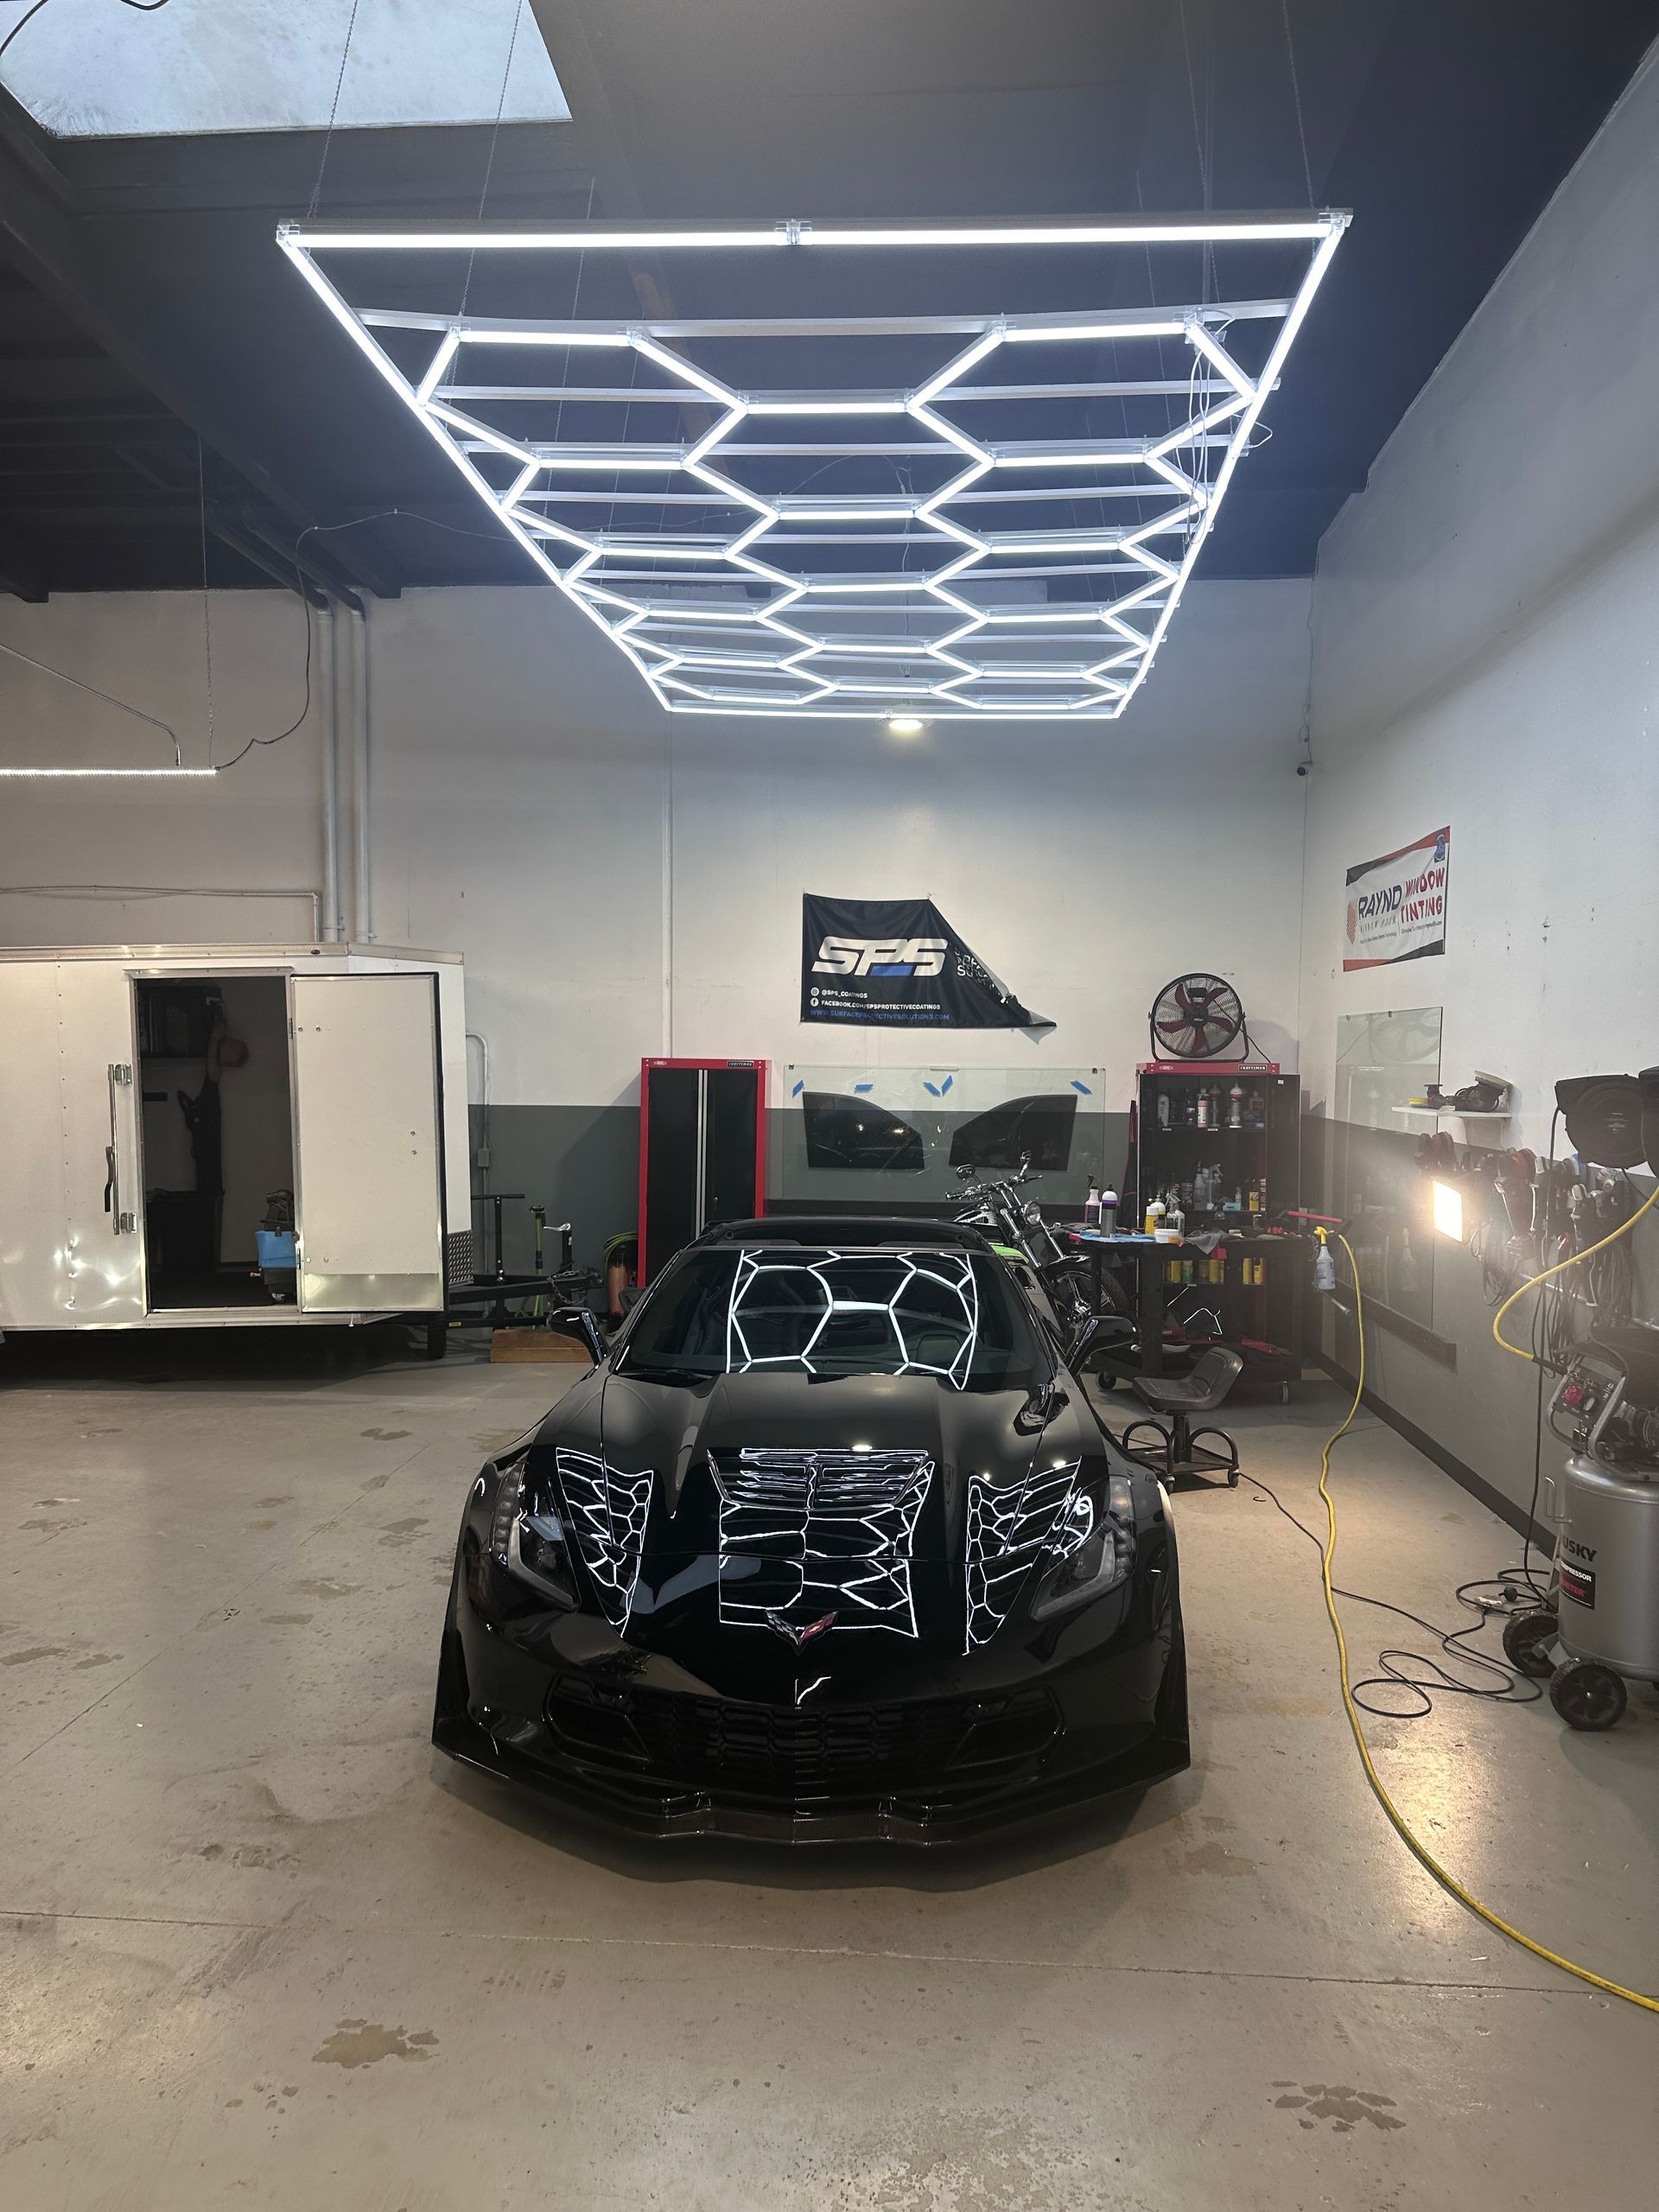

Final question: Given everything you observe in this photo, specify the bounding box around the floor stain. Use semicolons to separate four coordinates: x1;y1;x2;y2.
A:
1179;1840;1258;1878
262;1612;314;1626
72;1652;118;1669
291;1580;359;1601
244;1519;278;1532
196;1841;297;1872
836;2107;1121;2210
19;1516;89;1536
311;2019;438;2070
256;1495;294;1508
1;1645;67;1667
361;1471;391;1492
362;1427;412;1441
1272;2083;1405;2133
378;1516;428;1547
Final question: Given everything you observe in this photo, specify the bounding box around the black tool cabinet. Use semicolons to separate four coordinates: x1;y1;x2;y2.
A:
1130;1060;1303;1373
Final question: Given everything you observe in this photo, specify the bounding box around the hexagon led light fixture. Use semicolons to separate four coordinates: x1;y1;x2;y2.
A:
278;212;1346;720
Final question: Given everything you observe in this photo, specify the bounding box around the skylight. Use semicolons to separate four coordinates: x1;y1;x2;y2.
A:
0;0;569;139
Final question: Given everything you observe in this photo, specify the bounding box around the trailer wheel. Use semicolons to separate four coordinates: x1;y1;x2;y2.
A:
1548;1656;1626;1732
1501;1608;1560;1680
424;1315;449;1361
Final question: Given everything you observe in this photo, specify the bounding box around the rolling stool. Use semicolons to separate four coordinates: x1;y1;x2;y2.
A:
1120;1346;1245;1488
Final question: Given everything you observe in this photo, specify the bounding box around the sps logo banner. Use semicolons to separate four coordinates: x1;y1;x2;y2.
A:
802;894;1052;1029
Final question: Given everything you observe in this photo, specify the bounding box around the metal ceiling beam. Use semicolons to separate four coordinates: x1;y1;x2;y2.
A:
0;92;400;602
206;509;331;608
232;505;366;615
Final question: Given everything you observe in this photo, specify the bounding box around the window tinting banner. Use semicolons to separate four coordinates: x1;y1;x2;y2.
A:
1343;827;1450;971
802;895;1053;1030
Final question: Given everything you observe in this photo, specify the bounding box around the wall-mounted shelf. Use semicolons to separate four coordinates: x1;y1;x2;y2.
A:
1389;1106;1510;1122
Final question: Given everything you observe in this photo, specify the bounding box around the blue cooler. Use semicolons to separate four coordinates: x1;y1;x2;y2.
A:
256;1228;297;1301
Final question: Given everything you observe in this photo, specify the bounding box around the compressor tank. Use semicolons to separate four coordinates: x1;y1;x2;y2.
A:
1548;1453;1659;1681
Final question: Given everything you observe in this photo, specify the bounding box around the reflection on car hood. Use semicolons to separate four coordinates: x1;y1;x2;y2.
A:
594;1368;1085;1554
525;1370;1110;1681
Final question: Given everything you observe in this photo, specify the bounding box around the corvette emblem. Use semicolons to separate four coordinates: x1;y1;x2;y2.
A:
766;1608;837;1649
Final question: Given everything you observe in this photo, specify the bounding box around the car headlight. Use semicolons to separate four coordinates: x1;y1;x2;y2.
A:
488;1453;578;1607
1031;1471;1135;1618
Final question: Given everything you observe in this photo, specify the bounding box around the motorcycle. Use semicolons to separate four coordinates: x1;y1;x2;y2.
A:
952;1156;1132;1366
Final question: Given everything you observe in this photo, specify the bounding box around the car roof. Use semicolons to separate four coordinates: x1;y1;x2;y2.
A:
696;1216;994;1252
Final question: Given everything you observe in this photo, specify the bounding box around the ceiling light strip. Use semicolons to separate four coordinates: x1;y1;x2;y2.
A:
283;210;1348;721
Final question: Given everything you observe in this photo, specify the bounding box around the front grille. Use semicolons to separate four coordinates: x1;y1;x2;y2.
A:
709;1446;932;1517
543;1675;1058;1808
706;1446;934;1637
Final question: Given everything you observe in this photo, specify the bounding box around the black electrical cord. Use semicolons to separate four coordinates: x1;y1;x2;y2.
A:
212;510;540;772
1243;1472;1542;1718
1;0;170;67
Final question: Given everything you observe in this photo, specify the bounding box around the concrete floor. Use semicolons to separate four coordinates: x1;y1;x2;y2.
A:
2;1330;1656;2211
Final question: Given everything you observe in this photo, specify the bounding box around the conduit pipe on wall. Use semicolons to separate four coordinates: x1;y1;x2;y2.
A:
0;884;323;937
350;601;373;943
319;605;341;941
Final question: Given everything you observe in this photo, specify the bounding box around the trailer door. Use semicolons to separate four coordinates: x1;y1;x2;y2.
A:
0;961;148;1325
289;973;444;1313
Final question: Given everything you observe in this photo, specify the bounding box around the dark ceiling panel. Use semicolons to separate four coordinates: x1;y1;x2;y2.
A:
0;0;1654;599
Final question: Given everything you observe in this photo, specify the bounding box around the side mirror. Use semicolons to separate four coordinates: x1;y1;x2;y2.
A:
955;1161;976;1181
547;1306;607;1365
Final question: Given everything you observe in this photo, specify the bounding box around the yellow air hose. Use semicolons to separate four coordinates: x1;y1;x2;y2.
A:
1491;1180;1659;1359
1314;1231;1658;2014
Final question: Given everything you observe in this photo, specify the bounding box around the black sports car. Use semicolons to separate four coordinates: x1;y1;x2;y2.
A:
434;1217;1187;1843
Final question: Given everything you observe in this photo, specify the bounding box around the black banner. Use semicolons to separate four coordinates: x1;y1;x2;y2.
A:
801;894;1053;1030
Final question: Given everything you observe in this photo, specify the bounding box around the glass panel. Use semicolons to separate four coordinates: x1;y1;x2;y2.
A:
1330;1009;1443;1326
779;1065;1106;1207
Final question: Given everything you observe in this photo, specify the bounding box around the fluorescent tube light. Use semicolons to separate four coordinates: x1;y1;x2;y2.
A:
0;765;217;779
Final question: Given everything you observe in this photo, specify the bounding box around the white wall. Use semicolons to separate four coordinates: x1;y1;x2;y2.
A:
0;590;327;944
1296;40;1659;1517
3;575;1314;1116
1300;43;1659;1153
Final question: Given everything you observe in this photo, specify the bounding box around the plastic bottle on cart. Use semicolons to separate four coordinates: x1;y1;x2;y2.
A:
1229;1083;1244;1128
1100;1188;1119;1234
1196;1085;1210;1129
1166;1199;1185;1242
1084;1179;1102;1228
1145;1197;1166;1236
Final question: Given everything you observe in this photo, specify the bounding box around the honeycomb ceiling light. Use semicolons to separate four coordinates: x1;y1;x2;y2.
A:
278;212;1347;721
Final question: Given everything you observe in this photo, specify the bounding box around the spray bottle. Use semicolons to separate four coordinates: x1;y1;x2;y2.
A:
1313;1226;1337;1293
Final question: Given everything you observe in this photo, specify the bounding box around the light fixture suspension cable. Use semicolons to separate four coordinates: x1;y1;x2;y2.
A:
197;433;216;759
1280;0;1317;209
461;0;525;319
307;0;364;220
0;639;182;766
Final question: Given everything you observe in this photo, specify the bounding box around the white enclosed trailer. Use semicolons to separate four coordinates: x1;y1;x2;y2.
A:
0;943;470;1340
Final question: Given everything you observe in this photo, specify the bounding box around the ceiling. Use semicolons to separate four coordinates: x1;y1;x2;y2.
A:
1;0;1655;607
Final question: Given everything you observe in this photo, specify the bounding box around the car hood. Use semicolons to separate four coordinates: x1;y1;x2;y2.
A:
592;1366;1090;1558
515;1367;1111;1691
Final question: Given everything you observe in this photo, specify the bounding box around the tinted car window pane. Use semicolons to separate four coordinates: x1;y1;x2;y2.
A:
615;1248;1049;1390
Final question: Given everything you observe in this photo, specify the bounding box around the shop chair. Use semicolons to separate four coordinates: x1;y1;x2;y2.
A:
1119;1345;1244;1488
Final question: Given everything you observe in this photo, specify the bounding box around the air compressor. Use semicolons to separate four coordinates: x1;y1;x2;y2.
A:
1503;1326;1659;1729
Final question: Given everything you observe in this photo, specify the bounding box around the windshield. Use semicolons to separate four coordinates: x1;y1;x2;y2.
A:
613;1245;1052;1389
